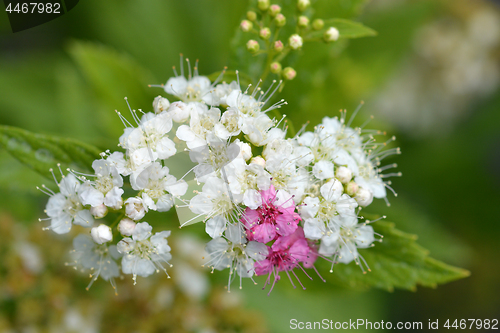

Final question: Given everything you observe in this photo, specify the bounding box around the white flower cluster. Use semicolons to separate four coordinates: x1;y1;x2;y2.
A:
39;59;400;293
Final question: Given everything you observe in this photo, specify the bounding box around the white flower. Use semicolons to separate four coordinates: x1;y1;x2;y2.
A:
204;81;240;106
124;197;147;221
188;138;241;182
70;234;121;292
91;224;113;244
354;153;387;199
165;73;213;104
176;106;222;149
117;222;173;282
189;176;235;224
131;162;187;212
41;173;94;234
78;159;124;209
205;223;268;290
319;215;375;271
124;111;176;167
312;160;335;180
300;180;358;239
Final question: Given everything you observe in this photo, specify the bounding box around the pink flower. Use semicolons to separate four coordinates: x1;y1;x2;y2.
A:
254;227;311;294
241;185;301;243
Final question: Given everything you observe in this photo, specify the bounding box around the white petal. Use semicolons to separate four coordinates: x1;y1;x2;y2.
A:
246;241;268;261
133;222;153;241
303;218;324;240
156;137;177;159
156;194;174;212
313;160;335;180
300;196;320;219
320;179;343;202
243;189;261;210
165;76;187;96
225;223;246;244
205;216;226;238
104;187;124;208
59;174;79;197
73;209;94;228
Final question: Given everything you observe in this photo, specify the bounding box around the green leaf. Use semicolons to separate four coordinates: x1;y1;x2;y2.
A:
0;125;101;180
310;18;377;39
323;221;470;291
67;40;158;140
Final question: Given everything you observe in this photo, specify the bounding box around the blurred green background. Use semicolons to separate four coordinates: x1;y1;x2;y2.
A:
1;0;499;332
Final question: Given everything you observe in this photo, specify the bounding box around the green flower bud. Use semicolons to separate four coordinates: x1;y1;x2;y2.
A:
274;40;284;52
246;40;260;53
283;67;296;80
346;181;359;197
240;20;253;32
257;0;270;11
259;27;271;40
269;4;281;17
274;13;286;27
297;0;310;12
324;26;340;42
270;62;282;74
312;18;324;30
247;11;257;21
298;15;309;28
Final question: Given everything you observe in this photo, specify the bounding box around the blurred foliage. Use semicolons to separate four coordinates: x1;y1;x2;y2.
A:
0;212;269;332
1;0;499;332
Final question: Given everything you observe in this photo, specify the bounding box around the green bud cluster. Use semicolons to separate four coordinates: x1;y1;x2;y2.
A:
239;0;341;83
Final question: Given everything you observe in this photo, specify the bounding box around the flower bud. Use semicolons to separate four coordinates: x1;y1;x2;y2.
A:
297;0;310;11
274;13;286;27
312;18;324;30
283;67;297;80
324;27;340;42
250;156;266;168
125;197;146;221
269;4;281;17
118;218;136;237
240;20;253;32
274;40;284;52
336;166;352;184
259;27;271;40
168;101;189;123
346;181;359;196
289;34;303;50
90;204;108;219
91;224;113;244
153;96;170;114
246;40;260;53
247;10;257;21
270;62;282;74
257;0;270;11
355;187;373;207
298;16;309;28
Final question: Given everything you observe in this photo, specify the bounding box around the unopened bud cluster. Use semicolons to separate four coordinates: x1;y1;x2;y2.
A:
240;0;342;82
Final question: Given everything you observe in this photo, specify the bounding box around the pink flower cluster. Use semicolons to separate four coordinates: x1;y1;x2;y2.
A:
241;185;319;294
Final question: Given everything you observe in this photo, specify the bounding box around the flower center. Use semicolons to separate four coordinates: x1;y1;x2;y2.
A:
95;176;114;194
317;200;336;222
64;194;82;216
